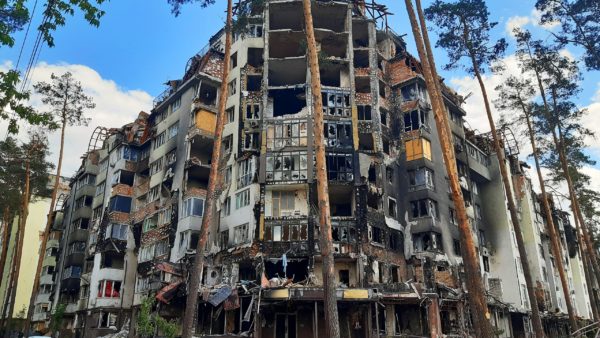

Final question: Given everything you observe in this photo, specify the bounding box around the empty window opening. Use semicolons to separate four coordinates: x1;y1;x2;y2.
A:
391;266;400;283
339;270;350;287
321;64;348;87
379;80;386;98
410;199;438;219
230;52;238;70
355;77;371;94
382;139;390;155
269;2;303;30
368;165;377;183
388;197;397;218
395;304;427;335
265;259;308;283
102;252;124;269
247;48;264;68
112;170;135;186
271;88;306;117
354;50;370;68
329;186;353;216
246;103;261;120
404;110;429;132
313;3;347;32
197;83;217;106
228;79;237;96
269;58;307;86
367;192;380;210
380;108;388;126
389;232;403;252
352;21;369;48
359;134;375;151
247;75;261;91
370;226;384;244
243;132;259;150
269;31;305;58
357;105;372;120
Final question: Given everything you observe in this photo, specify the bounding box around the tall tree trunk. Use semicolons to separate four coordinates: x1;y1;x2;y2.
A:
0;227;19;332
550;87;600;314
403;1;495;337
7;159;31;330
0;206;12;294
24;120;67;337
573;213;600;320
523;52;580;331
181;1;232;337
301;1;340;337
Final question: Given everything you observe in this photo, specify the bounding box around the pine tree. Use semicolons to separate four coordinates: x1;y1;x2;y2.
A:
24;72;94;335
301;0;340;337
425;0;549;334
535;0;600;70
180;0;232;336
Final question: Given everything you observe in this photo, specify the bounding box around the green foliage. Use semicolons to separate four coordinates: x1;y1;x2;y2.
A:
0;70;51;134
232;0;265;37
0;132;54;215
0;0;107;48
424;0;507;74
167;0;216;16
50;303;66;333
535;0;600;70
137;297;156;338
33;71;94;129
0;0;29;47
136;296;180;338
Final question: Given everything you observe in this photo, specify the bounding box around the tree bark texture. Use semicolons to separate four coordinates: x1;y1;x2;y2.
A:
301;1;340;337
404;1;495;337
181;1;232;337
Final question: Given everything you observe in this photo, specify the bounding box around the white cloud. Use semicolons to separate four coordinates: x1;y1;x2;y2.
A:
505;9;560;38
1;61;153;177
581;83;600;158
506;16;531;36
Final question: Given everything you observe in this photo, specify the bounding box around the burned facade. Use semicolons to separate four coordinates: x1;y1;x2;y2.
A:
37;1;593;338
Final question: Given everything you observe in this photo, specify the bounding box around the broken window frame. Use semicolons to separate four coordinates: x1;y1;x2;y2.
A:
266;220;308;242
326;153;354;182
237;158;253;188
168;122;179;140
324;121;353;148
408;167;435;191
243;132;259;151
233;223;249;245
266;151;308;182
149;157;163;176
403;110;429;132
370;225;384;245
245;103;261;120
332;220;356;244
222;197;231;217
266;120;308;150
388;197;397;218
322;90;351;117
106;223;128;241
97;312;118;328
410;199;439;220
226;106;235;124
153;131;166;150
228;79;237;96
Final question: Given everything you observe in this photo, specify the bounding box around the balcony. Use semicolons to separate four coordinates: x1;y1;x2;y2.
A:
68;229;88;244
75;184;96;200
72;206;92;222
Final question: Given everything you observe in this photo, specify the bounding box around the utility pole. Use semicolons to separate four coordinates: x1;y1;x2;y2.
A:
301;0;340;337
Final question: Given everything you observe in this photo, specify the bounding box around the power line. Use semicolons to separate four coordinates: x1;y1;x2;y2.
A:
15;0;40;70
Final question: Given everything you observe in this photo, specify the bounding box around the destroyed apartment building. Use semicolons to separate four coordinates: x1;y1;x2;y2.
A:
31;1;593;337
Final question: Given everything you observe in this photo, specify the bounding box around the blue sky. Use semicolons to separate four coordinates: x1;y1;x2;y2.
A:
0;0;598;180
